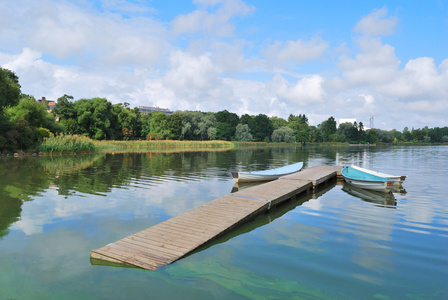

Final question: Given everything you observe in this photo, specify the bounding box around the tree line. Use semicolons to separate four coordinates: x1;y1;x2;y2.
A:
1;67;447;153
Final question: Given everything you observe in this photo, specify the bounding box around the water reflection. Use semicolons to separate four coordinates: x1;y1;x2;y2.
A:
0;147;317;240
342;183;397;208
230;181;264;193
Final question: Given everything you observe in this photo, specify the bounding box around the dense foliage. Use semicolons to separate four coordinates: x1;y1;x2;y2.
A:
1;67;447;153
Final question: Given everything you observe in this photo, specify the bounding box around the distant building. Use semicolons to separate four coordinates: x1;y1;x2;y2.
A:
137;106;173;116
38;97;55;111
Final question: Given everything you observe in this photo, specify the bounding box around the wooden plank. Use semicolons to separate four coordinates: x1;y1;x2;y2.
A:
233;179;311;204
132;231;199;249
206;197;268;210
201;202;260;215
137;227;204;245
178;207;249;222
282;166;341;183
91;247;160;270
123;233;191;252
153;223;218;241
166;217;228;231
90;251;128;264
112;241;175;264
209;196;268;208
121;236;187;256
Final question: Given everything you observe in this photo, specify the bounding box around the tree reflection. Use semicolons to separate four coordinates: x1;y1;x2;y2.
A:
0;146;341;239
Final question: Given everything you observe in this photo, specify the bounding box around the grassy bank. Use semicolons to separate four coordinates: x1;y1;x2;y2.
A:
39;135;237;153
39;134;97;153
94;140;235;152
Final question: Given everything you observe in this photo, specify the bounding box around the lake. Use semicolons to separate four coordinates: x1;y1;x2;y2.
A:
0;145;447;299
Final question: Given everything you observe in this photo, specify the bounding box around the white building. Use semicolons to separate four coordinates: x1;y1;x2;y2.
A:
137;106;173;116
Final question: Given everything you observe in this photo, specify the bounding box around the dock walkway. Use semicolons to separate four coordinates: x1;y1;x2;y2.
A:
90;165;342;270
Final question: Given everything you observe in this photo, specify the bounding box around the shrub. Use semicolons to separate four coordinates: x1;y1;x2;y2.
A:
39;134;97;153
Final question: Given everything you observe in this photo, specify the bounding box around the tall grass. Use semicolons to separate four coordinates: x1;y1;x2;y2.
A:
39;134;97;153
94;140;235;152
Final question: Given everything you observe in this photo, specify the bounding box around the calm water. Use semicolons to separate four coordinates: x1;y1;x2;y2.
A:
0;146;447;299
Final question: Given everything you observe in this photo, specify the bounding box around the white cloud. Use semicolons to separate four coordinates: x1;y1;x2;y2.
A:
263;37;329;68
269;74;326;106
164;51;219;90
162;50;223;104
354;7;398;36
171;0;255;36
379;57;447;99
339;37;400;86
212;41;247;74
0;0;167;69
99;0;158;16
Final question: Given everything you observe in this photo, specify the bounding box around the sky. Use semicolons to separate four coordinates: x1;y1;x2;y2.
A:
1;0;447;131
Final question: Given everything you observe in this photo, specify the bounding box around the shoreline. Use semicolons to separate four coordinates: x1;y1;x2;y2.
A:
2;141;446;158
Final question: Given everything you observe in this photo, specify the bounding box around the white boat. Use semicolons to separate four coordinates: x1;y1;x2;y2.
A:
231;162;304;183
341;166;395;192
351;165;407;184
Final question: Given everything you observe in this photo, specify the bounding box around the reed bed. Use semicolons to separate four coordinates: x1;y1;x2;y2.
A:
94;140;235;152
232;141;298;148
39;134;98;153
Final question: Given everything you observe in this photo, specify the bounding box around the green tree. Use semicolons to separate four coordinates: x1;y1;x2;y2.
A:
368;128;393;143
271;127;296;143
366;129;378;144
358;122;365;142
4;95;63;151
0;68;22;152
338;122;361;142
6;95;62;133
390;129;403;142
411;128;424;142
176;111;216;140
115;104;142;140
403;127;412;142
288;114;308;124
249;114;273;142
0;68;21;110
165;113;182;140
141;111;170;140
240;114;255;131
318;116;337;142
215;110;239;140
234;124;253;141
71;98;121;140
308;125;320;142
270;116;288;130
52;94;77;133
328;133;347;142
198;114;217;140
286;113;309;144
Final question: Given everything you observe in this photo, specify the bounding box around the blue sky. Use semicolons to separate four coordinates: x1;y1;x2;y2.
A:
1;0;447;130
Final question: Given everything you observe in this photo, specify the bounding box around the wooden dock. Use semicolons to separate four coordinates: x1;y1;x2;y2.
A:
90;165;342;270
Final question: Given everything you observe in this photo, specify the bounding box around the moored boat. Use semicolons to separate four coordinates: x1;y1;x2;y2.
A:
351;165;406;184
341;165;395;192
231;162;304;183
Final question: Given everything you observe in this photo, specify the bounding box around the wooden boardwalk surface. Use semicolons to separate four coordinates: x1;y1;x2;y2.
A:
90;165;342;270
